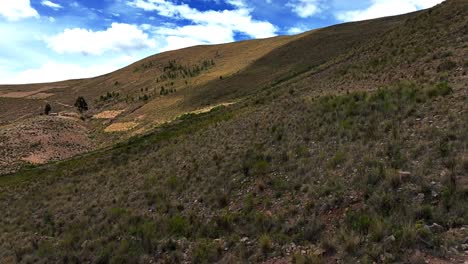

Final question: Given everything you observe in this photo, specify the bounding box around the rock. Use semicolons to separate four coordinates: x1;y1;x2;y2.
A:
81;240;89;249
380;253;394;262
414;193;425;203
449;247;459;255
384;235;396;243
399;171;411;181
428;223;444;233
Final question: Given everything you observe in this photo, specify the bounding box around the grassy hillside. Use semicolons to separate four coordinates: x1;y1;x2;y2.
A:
0;0;467;263
0;33;296;172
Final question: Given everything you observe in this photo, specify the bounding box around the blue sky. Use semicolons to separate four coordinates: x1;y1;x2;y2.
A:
0;0;444;84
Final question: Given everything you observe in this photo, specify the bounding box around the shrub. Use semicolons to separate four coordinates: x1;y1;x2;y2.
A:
427;82;452;98
74;96;89;113
369;218;386;242
192;239;220;264
414;205;433;222
44;103;51;115
258;234;273;254
342;231;361;255
302;215;323;242
346;211;371;234
169;215;189;236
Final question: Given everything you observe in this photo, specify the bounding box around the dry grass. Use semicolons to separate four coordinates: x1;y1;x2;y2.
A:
104;121;139;132
0;1;467;262
93;109;125;119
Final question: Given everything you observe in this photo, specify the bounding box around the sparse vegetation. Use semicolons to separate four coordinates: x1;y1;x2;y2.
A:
99;91;120;101
0;1;467;263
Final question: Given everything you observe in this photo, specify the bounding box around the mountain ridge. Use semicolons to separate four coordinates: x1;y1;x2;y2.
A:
0;0;467;262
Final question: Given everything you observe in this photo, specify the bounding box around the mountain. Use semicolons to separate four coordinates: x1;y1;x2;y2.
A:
0;0;467;263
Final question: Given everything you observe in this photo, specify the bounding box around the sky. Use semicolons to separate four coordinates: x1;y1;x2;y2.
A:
0;0;445;84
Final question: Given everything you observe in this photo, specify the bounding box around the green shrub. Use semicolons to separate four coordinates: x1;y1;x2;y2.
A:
414;205;433;222
427;82;452;98
346;211;372;234
258;234;273;254
169;215;189;236
192;239;221;264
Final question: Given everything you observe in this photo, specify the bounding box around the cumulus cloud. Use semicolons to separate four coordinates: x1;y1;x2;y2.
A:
287;0;322;18
336;0;445;22
45;23;157;55
127;0;277;39
156;24;235;51
0;0;39;21
41;0;63;10
287;26;307;35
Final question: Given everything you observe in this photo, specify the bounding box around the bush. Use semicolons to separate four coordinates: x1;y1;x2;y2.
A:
169;215;189;236
302;215;323;242
74;96;89;113
346;211;371;234
44;103;51;115
192;239;221;264
258;234;273;254
426;82;452;98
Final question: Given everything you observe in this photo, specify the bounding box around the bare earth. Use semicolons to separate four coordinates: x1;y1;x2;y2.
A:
0;115;92;174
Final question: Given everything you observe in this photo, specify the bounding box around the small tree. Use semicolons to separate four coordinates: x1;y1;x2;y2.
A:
44;103;51;115
74;96;88;113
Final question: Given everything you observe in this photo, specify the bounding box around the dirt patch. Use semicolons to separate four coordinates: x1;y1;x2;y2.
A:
0;115;92;174
26;92;54;99
104;122;138;132
0;86;65;99
93;110;125;119
190;102;235;115
21;153;49;164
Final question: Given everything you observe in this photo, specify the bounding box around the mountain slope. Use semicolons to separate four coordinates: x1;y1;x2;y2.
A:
0;0;467;263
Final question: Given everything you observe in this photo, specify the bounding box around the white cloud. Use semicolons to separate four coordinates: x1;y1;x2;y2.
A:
336;0;445;22
287;26;307;35
0;0;39;21
127;0;277;39
46;23;157;55
41;0;62;10
226;0;247;8
287;0;322;18
0;56;135;84
156;24;235;51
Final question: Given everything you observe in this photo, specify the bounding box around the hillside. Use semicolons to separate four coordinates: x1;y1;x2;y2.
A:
0;0;467;263
0;34;297;173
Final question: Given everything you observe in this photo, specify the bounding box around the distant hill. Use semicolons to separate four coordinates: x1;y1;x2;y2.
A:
0;0;467;263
